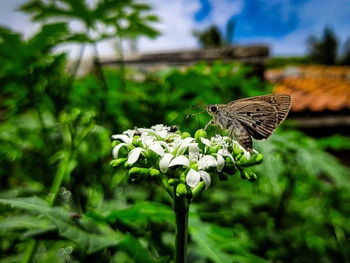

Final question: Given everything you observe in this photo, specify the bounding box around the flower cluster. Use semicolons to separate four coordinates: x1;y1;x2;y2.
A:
110;125;263;197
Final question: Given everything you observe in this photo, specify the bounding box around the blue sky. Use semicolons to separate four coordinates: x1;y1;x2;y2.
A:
1;0;350;58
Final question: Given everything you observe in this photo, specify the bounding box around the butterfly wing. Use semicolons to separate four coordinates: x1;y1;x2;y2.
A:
226;94;292;125
223;100;278;140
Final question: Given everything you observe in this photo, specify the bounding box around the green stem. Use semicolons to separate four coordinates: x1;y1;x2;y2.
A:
48;152;71;207
174;190;190;263
21;239;38;263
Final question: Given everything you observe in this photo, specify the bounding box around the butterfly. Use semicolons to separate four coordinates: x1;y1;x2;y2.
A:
188;94;292;152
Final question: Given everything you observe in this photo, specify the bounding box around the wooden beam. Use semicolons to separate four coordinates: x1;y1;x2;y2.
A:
98;45;269;66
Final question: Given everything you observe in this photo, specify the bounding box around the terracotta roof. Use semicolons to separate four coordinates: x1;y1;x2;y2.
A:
266;66;350;112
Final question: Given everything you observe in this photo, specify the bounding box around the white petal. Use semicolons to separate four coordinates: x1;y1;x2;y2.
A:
128;148;146;165
177;141;190;156
216;154;225;172
200;137;211;147
123;129;136;138
218;149;235;163
159;153;174;173
189;143;199;153
198;155;217;170
189;143;200;162
183;137;194;144
112;143;127;158
112;135;132;144
158;130;168;139
140;134;156;147
158;141;172;152
202;155;217;166
138;128;158;138
186;169;200;187
149;143;165;156
169;156;190;168
199;170;211;190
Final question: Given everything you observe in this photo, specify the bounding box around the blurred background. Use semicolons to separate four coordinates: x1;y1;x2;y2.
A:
0;0;350;262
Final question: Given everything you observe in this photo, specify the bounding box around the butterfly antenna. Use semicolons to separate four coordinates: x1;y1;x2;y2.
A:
186;110;205;119
190;105;204;109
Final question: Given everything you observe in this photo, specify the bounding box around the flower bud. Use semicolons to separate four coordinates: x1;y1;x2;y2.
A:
129;167;150;182
149;168;160;176
176;183;188;197
124;161;133;168
168;178;181;186
236;153;263;167
195;129;207;143
110;158;127;167
181;132;191;139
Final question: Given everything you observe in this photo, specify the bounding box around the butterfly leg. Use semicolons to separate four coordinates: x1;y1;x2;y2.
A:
204;119;214;130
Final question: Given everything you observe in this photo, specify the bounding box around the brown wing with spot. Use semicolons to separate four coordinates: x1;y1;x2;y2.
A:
223;100;278;140
226;94;292;125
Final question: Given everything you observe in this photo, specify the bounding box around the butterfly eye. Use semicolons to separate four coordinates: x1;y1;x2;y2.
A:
210;105;217;112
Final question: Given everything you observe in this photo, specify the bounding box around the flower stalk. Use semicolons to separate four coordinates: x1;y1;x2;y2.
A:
174;192;189;263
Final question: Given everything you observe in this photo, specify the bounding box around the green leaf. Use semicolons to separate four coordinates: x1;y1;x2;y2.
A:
117;234;156;263
189;210;267;263
0;197;123;254
87;202;174;225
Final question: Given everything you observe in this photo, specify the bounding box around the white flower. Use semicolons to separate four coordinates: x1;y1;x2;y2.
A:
186;169;211;189
148;143;165;156
159;153;174;173
188;143;200;162
197;155;217;170
216;154;225;172
176;137;195;156
128;148;147;164
218;149;235;163
123;129;136;138
169;156;190;168
111;125;261;191
112;143;129;158
112;134;133;144
151;124;169;139
201;137;212;148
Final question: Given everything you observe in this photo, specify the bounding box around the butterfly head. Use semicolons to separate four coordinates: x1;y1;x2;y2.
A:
206;104;218;116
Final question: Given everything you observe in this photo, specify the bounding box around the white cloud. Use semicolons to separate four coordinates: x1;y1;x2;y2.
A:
137;0;201;52
206;0;243;27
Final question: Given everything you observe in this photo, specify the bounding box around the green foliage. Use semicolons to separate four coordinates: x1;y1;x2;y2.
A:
307;27;338;65
20;0;160;42
193;20;236;48
1;6;350;261
193;25;224;48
